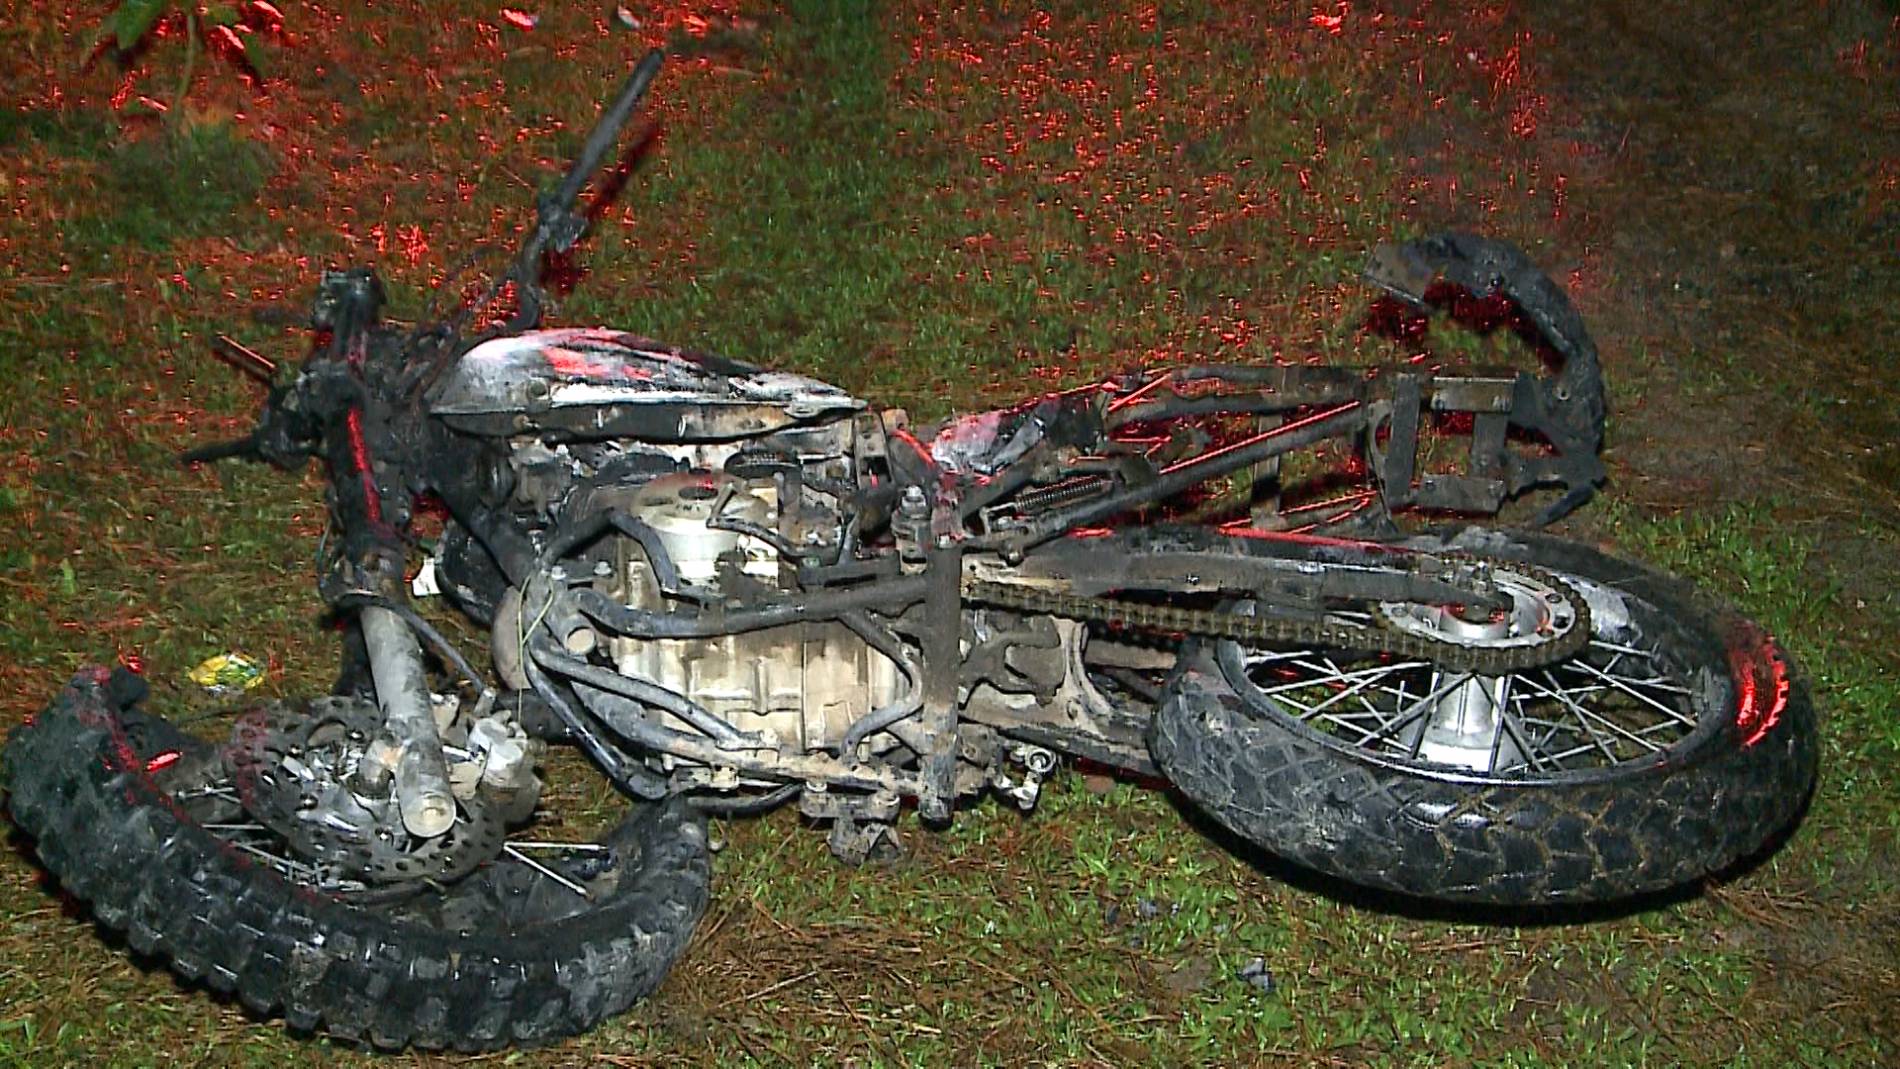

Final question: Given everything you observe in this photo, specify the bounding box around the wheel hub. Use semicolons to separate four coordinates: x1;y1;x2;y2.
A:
1377;567;1580;772
1402;674;1526;772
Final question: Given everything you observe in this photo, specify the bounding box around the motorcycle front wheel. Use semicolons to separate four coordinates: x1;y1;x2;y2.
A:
1152;526;1818;906
3;675;710;1050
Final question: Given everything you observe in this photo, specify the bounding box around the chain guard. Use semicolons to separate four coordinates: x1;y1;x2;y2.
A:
226;697;503;884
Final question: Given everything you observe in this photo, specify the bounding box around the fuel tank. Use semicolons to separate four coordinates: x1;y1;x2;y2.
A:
428;328;863;441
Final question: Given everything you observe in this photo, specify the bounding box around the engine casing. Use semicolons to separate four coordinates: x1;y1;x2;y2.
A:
600;471;900;754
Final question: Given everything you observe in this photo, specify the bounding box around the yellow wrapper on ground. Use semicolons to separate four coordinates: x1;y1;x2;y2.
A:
187;653;264;693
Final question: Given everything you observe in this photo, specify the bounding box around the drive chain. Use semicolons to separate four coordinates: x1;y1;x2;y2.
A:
963;558;1590;674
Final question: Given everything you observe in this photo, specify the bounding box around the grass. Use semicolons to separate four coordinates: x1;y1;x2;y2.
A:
80;119;274;253
0;0;1896;1065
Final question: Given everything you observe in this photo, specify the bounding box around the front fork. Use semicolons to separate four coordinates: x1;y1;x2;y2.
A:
312;268;459;836
360;605;457;836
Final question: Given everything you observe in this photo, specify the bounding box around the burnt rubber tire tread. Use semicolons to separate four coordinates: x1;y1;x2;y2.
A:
1151;527;1819;905
4;675;711;1051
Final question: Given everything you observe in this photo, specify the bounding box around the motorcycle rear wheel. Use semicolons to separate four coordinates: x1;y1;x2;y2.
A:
3;673;710;1050
1151;526;1818;905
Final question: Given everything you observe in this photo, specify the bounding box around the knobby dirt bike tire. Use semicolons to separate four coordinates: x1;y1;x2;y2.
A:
3;672;711;1051
1152;527;1818;906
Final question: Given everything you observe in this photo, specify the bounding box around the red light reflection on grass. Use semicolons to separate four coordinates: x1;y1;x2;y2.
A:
1310;3;1350;36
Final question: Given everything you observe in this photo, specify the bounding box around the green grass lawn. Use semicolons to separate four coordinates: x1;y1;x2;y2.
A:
0;1;1893;1065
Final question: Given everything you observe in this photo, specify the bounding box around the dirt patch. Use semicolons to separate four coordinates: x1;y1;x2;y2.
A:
1599;356;1811;512
1718;893;1900;1050
1524;0;1900;534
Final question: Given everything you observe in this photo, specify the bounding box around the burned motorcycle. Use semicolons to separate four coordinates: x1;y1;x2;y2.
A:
4;52;1815;1050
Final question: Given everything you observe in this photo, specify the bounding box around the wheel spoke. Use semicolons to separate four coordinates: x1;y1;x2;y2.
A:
1518;694;1572;754
1569;659;1696;726
1515;671;1650;754
1592;664;1693;696
1312;716;1384;747
1556;701;1670;757
1588;638;1654;657
505;840;608;853
176;785;242;803
1232;643;1698;772
1539;739;1614;765
1364;671;1472;749
1285;663;1412;721
1494;685;1556;774
1243;648;1318;668
230;839;319;880
1527;698;1618;767
1247;658;1431;698
1225;569;1703;778
502;844;592;899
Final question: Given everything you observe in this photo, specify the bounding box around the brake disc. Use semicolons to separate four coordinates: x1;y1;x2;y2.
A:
226;696;502;884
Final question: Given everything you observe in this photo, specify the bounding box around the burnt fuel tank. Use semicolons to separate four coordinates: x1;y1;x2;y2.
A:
428;328;863;441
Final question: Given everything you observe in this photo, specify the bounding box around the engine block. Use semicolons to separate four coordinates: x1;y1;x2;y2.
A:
602;471;900;753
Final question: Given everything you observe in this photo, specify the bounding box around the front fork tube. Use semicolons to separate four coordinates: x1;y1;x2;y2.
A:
915;541;962;822
321;378;454;836
361;605;457;836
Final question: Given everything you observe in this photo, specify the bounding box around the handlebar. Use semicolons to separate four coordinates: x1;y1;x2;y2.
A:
549;49;667;236
501;49;666;330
